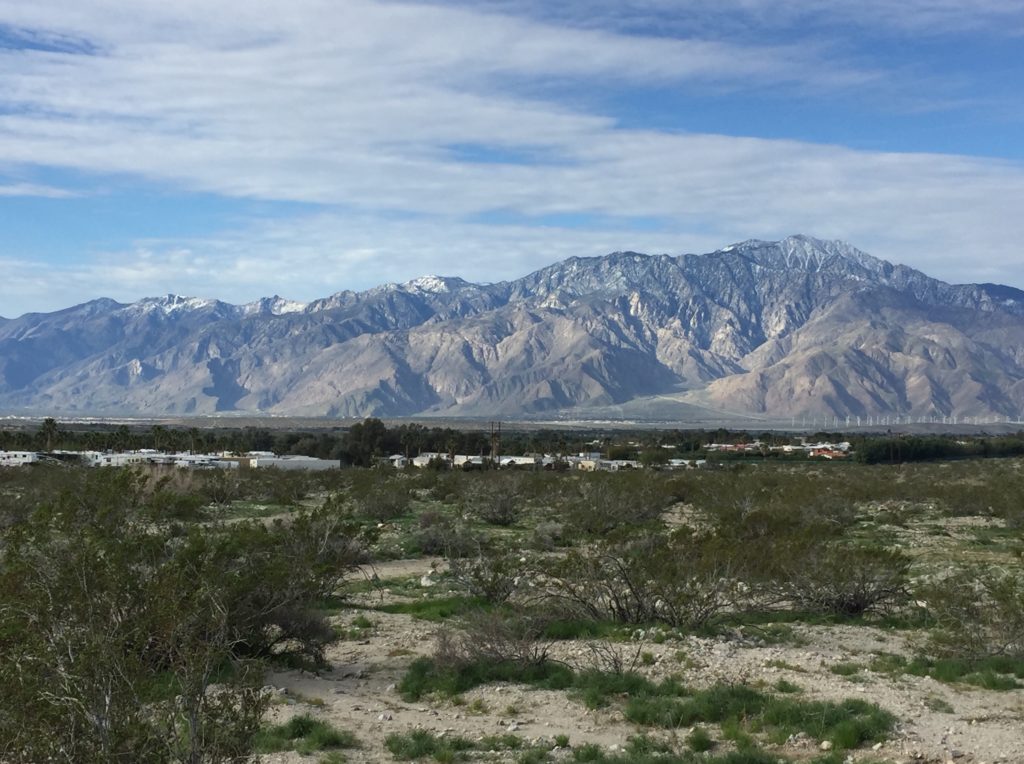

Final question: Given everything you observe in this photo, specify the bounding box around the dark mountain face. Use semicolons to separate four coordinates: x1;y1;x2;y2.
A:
2;235;1022;421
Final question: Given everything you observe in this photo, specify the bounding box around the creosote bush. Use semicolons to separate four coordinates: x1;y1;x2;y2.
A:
771;543;911;617
562;471;677;536
463;472;523;527
0;471;365;762
447;545;525;604
920;566;1024;661
434;609;558;671
543;528;737;629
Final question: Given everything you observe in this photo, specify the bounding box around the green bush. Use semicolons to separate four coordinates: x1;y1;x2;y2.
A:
447;546;525;604
920;566;1024;661
561;472;675;536
772;543;910;617
0;482;364;761
385;729;476;760
686;726;715;752
254;714;359;754
543;528;737;629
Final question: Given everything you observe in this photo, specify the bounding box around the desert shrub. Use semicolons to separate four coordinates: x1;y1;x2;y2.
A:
771;544;911;617
200;467;245;507
574;639;648;676
529;520;568;550
447;545;527;604
543;529;738;629
410;511;479;558
686;726;715;752
424;469;467;502
351;474;411;521
147;486;208;521
435;609;557;670
253;714;359;754
262;468;314;506
920;566;1024;660
0;488;366;762
464;472;523;527
562;472;675;536
704;493;857;549
0;509;271;761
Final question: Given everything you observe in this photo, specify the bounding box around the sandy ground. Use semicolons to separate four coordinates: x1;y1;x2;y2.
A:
258;561;1024;764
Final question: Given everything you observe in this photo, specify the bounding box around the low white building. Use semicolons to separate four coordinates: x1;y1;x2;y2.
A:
174;454;239;469
86;452;149;468
0;450;38;467
250;455;338;471
411;452;447;468
499;455;539;468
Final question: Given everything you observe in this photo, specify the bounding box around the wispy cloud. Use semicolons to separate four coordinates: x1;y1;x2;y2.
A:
0;0;1022;317
436;0;1024;38
0;181;77;197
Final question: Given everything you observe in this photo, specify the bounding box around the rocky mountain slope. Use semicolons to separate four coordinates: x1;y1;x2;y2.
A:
2;235;1022;421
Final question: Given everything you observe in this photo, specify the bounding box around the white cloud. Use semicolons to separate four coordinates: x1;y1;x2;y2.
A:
435;0;1024;38
0;182;77;197
0;0;1021;318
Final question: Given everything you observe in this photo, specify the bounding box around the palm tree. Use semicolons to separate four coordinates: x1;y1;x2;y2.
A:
38;417;59;451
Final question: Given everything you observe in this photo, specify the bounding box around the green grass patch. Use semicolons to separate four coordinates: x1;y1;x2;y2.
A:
625;685;893;750
398;657;573;701
571;670;687;710
385;729;476;761
625;684;764;727
756;697;893;749
377;595;492;622
540;618;620;640
686;726;715;752
385;729;529;761
213;501;295;520
872;654;1024;690
254;714;359;755
397;660;894;751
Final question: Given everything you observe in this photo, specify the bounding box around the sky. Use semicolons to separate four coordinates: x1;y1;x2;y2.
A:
1;0;1023;318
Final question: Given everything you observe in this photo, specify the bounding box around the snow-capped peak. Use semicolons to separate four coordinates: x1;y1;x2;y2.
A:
406;275;455;293
121;294;218;316
240;296;308;316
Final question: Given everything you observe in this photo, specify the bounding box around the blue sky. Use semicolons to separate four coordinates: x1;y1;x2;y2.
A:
1;0;1023;317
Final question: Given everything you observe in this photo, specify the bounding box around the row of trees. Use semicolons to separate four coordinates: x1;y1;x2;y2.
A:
6;417;1024;468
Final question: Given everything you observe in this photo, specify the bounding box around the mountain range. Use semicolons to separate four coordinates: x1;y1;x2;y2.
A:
2;235;1023;422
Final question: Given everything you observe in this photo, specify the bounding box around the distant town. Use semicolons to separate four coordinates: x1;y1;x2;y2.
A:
0;437;853;472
